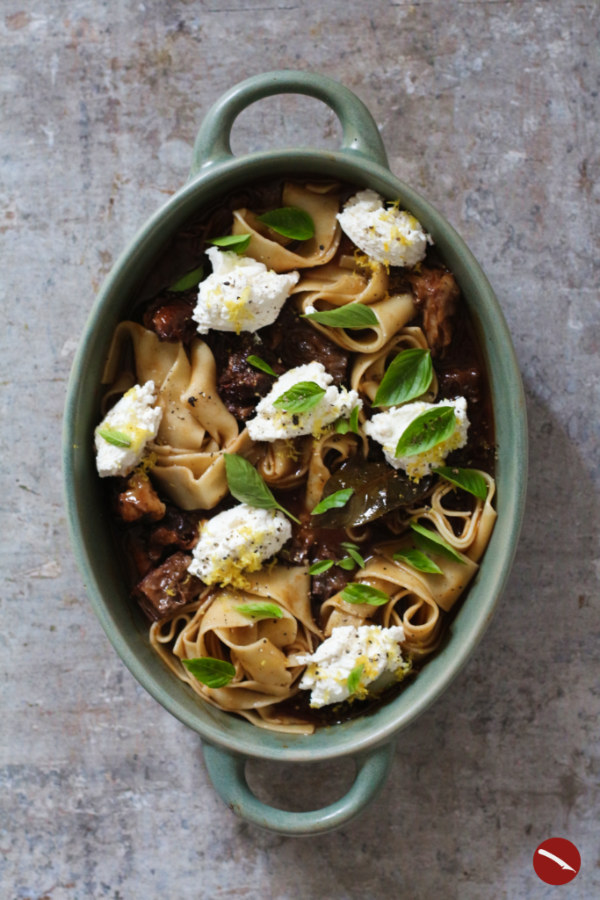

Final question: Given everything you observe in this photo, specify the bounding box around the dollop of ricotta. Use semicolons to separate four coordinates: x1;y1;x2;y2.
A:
95;381;162;478
192;246;299;334
364;397;469;480
337;189;430;268
297;624;407;708
187;503;292;588
246;362;361;442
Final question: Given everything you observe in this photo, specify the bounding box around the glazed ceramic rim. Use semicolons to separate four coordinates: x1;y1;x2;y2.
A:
64;147;527;763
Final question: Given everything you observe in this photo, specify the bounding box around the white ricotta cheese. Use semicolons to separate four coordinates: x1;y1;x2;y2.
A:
297;624;407;708
192;246;299;334
246;361;361;442
364;397;469;480
337;189;430;268
187;503;292;588
95;381;162;478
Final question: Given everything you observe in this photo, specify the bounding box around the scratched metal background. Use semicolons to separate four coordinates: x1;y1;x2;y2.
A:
1;2;598;898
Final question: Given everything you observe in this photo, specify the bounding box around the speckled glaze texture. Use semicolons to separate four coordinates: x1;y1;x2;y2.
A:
2;1;599;895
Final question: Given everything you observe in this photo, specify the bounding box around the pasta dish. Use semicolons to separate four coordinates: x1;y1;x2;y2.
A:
94;180;496;734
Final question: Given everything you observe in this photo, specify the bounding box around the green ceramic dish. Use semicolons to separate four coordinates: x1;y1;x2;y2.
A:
63;71;527;836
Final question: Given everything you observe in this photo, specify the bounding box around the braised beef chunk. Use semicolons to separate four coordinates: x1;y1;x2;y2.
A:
408;267;460;356
116;473;166;523
143;289;198;343
205;331;281;421
311;567;352;605
147;507;199;558
264;305;349;384
135;551;202;621
280;523;353;603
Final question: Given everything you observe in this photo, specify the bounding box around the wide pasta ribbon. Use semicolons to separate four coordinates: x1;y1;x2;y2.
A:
293;257;416;353
409;474;497;563
151;566;321;733
232;182;341;272
100;321;245;509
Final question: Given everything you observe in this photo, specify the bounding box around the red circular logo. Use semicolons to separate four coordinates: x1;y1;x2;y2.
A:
533;837;581;885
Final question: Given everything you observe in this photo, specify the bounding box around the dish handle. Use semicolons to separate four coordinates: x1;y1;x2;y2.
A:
189;69;389;178
202;740;394;836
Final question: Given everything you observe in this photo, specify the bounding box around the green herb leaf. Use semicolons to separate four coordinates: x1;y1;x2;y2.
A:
309;559;335;575
393;548;443;574
374;348;433;407
343;546;366;568
337;556;356;571
257;206;315;241
334;404;360;435
436;466;488;500
303;302;379;329
168;265;204;292
348;405;361;434
273;381;326;414
410;522;466;565
182;657;236;688
395;406;456;458
311;488;354;516
209;233;251;253
341;583;390;606
224;453;300;524
235;602;283;620
347;663;364;696
96;427;132;448
247;355;277;377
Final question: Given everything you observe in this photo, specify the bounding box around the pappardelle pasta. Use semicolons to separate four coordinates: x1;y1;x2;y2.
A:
95;180;496;733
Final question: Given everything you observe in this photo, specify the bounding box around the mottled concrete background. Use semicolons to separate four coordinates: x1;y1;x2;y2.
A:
1;1;598;897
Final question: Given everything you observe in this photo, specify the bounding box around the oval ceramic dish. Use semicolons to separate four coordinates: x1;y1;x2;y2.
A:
63;71;527;836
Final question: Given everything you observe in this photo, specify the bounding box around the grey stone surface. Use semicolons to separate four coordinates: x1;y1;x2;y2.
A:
1;1;598;897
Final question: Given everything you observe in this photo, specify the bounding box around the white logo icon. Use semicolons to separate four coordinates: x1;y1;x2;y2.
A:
536;848;577;873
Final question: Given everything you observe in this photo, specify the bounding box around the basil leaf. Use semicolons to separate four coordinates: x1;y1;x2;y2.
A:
235;602;283;620
395;406;456;458
349;405;361;434
344;546;366;568
182;657;235;688
393;548;443;575
247;355;277;377
224;453;300;524
374;348;433;408
96;427;132;448
341;583;390;606
257;206;315;241
311;488;354;516
337;556;356;571
436;466;488;500
347;663;364;696
168;265;204;292
410;522;466;565
209;233;251;253
334;405;360;435
303;302;378;329
309;559;335;575
273;381;326;414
